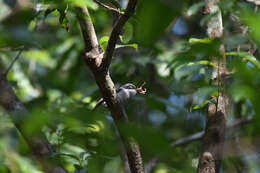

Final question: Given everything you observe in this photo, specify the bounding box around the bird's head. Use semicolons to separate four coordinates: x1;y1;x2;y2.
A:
121;83;137;90
120;83;146;95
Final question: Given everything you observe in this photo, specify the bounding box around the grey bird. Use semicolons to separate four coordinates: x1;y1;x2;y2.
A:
94;83;146;110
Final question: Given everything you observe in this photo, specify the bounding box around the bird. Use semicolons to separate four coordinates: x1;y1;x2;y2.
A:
94;83;146;110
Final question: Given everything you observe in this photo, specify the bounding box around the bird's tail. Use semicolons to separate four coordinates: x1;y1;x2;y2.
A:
93;98;105;110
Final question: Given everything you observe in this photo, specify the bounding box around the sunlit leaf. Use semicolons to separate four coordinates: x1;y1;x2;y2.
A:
100;36;109;51
115;43;138;51
189;37;212;44
120;22;134;43
225;51;260;69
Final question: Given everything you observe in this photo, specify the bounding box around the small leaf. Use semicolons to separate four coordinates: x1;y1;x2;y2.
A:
189;37;212;44
193;86;218;106
99;36;109;51
187;60;216;67
120;22;134;43
115;44;138;51
58;7;69;31
225;51;260;69
191;100;209;111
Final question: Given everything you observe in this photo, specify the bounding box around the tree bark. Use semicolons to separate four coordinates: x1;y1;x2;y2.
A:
76;1;144;173
197;0;229;173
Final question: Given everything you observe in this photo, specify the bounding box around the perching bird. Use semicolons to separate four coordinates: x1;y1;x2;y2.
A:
94;83;146;110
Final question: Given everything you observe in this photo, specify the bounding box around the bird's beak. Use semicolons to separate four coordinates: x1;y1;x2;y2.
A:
136;82;146;94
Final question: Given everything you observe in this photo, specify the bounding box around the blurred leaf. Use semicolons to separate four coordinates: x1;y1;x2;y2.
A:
134;0;182;46
168;38;221;68
193;86;218;105
231;85;254;102
100;36;109;51
120;22;134;43
115;43;138;51
122;124;169;155
1;8;35;27
241;8;260;44
24;50;56;68
191;100;209;111
186;2;205;17
226;51;260;69
68;0;98;9
189;37;212;44
58;7;69;31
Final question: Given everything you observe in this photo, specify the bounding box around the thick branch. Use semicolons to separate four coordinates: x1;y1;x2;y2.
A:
0;69;67;173
102;0;137;71
76;2;144;173
76;6;100;53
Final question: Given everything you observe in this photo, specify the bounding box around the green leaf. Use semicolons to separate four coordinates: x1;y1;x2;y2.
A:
58;7;69;31
115;43;138;51
225;51;260;69
99;36;109;51
191;100;209;111
241;8;260;44
67;0;98;10
186;60;216;67
120;22;134;43
193;86;218;106
189;37;212;44
186;2;205;17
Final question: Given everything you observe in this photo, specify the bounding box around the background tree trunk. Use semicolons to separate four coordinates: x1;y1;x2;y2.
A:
197;0;229;172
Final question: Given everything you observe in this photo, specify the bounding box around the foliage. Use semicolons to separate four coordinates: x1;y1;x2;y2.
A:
0;0;260;172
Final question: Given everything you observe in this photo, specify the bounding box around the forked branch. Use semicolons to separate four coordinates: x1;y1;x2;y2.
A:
102;0;138;70
76;1;143;173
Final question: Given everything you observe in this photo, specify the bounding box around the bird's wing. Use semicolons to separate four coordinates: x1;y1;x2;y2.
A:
94;85;122;110
116;87;122;93
93;98;105;110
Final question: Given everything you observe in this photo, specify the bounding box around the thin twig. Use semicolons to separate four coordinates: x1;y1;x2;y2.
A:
171;131;204;147
146;116;253;173
4;48;24;76
170;116;253;147
102;0;137;70
93;0;124;15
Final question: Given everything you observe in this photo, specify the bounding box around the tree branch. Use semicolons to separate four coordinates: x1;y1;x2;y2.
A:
0;69;67;173
145;116;253;173
4;47;24;76
171;131;204;147
76;2;144;173
93;0;124;15
101;0;137;71
171;116;253;147
76;6;100;53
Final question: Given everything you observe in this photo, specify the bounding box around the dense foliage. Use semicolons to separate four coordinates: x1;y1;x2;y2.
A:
0;0;260;172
